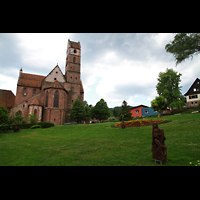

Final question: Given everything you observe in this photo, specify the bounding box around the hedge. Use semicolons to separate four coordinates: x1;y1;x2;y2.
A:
37;122;55;128
30;125;41;129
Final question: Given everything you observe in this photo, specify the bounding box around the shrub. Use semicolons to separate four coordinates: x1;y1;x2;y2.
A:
37;122;54;128
13;123;34;129
13;127;20;132
29;114;38;125
30;125;41;129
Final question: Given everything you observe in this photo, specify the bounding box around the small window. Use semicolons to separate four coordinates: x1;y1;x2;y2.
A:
195;102;198;105
197;82;199;84
73;57;76;63
34;109;37;115
145;109;149;113
71;76;72;79
23;88;26;95
56;71;58;74
74;49;76;53
194;88;196;92
75;77;77;80
136;110;139;113
191;102;194;106
33;89;36;95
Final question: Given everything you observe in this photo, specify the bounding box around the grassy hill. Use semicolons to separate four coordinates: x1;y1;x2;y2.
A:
0;111;200;166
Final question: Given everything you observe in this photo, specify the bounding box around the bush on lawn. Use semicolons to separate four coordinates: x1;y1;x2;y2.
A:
13;127;20;132
37;122;55;128
30;125;41;129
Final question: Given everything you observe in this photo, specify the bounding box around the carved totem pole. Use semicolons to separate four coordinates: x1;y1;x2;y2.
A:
152;122;167;162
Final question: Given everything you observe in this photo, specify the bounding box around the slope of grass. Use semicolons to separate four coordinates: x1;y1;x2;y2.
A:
0;112;200;166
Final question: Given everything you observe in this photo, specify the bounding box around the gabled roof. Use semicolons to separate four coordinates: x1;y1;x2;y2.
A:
184;78;200;96
18;73;45;88
129;105;149;110
43;64;66;83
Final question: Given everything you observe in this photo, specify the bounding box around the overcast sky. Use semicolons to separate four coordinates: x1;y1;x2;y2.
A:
1;33;200;108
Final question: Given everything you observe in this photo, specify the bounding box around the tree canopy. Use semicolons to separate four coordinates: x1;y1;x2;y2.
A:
165;33;200;65
118;100;132;121
70;99;86;123
0;106;9;125
156;68;185;111
92;98;110;121
151;96;167;118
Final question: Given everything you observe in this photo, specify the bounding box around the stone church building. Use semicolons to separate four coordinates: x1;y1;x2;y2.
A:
10;39;84;125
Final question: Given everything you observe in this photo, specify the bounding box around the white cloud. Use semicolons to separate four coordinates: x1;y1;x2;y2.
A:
0;73;17;95
17;33;71;73
1;33;200;108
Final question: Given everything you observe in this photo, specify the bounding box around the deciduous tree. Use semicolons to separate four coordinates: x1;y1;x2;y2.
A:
156;68;184;112
165;33;200;65
93;98;110;121
151;96;167;118
0;106;9;125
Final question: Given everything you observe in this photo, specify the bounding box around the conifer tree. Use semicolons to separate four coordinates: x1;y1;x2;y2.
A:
70;99;86;123
119;100;132;121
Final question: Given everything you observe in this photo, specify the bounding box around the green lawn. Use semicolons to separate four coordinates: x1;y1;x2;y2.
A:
0;112;200;166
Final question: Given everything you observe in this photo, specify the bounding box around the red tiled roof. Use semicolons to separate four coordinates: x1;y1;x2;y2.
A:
29;98;40;105
18;73;45;88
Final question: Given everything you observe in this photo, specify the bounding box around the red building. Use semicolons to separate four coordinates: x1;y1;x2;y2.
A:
8;40;84;125
130;104;170;118
0;89;15;113
129;105;149;118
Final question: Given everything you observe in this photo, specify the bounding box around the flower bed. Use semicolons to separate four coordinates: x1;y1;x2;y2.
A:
115;119;165;128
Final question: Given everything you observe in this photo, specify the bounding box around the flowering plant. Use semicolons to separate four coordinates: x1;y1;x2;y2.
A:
115;119;165;128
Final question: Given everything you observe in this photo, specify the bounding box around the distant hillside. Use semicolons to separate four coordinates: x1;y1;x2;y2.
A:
109;106;134;110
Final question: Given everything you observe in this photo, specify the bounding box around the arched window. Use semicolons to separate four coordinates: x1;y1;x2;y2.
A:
73;57;76;63
34;109;37;116
46;91;48;107
54;91;59;108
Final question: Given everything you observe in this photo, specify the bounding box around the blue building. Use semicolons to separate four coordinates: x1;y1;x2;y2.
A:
141;107;170;117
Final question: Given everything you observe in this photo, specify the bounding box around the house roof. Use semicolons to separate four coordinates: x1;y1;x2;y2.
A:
43;64;66;83
29;98;40;106
129;104;149;110
184;78;200;96
18;73;45;88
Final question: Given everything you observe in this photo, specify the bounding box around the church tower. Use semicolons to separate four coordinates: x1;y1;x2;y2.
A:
65;39;81;84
